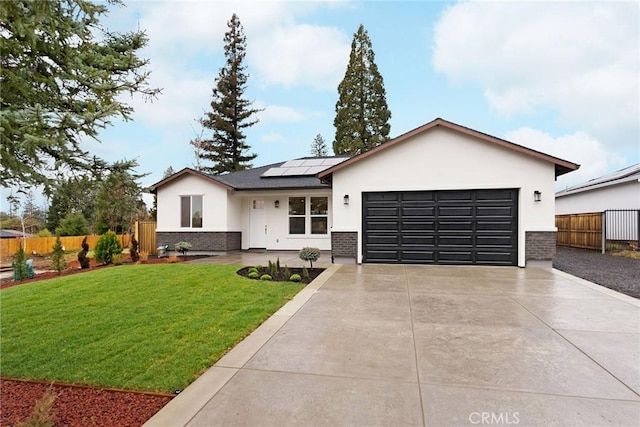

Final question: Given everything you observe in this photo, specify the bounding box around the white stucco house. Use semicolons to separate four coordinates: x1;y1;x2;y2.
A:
151;118;579;267
555;163;640;214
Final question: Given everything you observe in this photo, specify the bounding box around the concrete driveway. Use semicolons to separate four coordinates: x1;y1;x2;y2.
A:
146;259;640;426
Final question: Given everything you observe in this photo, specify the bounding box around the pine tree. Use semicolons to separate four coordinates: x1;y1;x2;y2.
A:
198;14;261;175
310;134;329;157
0;0;160;190
333;25;391;156
52;235;67;274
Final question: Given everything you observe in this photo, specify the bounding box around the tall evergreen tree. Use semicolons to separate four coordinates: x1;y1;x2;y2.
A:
0;0;160;190
310;134;329;157
198;14;261;175
333;25;391;156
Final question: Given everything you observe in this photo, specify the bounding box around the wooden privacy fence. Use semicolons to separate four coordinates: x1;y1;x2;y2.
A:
0;234;130;256
555;212;602;250
134;221;157;255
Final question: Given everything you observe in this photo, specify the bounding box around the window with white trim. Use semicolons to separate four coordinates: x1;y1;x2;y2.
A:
288;197;305;234
288;196;328;235
181;195;203;228
310;197;328;234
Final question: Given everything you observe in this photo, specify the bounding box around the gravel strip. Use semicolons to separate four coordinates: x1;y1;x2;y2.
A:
553;247;640;299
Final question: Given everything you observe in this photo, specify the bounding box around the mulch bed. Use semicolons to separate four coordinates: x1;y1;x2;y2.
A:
0;379;173;427
236;266;325;284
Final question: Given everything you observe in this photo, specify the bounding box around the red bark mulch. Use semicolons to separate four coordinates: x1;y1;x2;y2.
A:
1;379;173;427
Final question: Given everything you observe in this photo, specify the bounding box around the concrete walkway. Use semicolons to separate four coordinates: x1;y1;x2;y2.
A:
145;255;640;426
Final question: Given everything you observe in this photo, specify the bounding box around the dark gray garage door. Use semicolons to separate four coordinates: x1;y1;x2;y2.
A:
363;189;518;265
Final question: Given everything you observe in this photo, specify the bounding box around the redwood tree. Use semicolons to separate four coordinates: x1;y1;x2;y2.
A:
197;13;261;174
333;24;391;156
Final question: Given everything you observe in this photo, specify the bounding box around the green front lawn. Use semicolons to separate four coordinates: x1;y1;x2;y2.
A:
0;264;303;392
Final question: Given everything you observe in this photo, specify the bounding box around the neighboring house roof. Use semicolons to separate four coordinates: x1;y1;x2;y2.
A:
0;229;32;239
150;156;350;193
319;118;579;181
555;163;640;198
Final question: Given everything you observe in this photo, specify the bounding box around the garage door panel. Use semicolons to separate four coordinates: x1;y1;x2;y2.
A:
401;192;435;202
402;207;435;217
367;207;400;217
476;235;514;247
366;220;399;231
477;206;514;216
401;251;435;262
363;189;517;266
438;251;474;263
476;252;514;264
437;190;473;202
402;221;435;230
476;221;513;231
401;235;435;246
439;206;473;217
439;221;473;231
438;235;473;246
366;250;399;262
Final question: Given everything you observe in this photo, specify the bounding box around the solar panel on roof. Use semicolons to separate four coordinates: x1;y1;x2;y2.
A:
261;157;350;178
281;167;310;176
281;159;305;167
261;168;287;177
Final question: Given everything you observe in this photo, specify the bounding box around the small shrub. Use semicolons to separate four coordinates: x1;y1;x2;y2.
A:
260;274;272;281
51;236;67;274
248;267;258;274
248;271;259;279
112;253;124;265
175;241;192;255
15;388;56;427
302;266;309;279
139;250;149;263
167;253;180;263
289;274;301;282
299;247;320;268
283;265;290;279
94;231;123;265
77;236;90;269
12;245;32;281
130;235;140;262
37;228;52;237
268;260;277;277
255;264;263;270
276;257;280;270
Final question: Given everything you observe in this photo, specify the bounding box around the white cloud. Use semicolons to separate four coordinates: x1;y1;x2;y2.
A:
251;24;350;89
433;2;639;148
258;105;306;123
260;132;285;143
505;127;627;190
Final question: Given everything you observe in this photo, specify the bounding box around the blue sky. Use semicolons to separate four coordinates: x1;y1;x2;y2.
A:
5;1;640;209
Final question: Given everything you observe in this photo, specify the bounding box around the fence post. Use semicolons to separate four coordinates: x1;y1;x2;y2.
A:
601;211;606;254
637;209;640;251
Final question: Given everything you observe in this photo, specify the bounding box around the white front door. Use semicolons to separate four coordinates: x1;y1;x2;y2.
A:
249;199;267;248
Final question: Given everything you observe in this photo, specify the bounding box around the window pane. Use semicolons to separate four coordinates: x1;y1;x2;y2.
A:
311;217;327;234
180;196;190;227
289;217;305;234
310;197;328;215
192;196;203;228
289;197;305;215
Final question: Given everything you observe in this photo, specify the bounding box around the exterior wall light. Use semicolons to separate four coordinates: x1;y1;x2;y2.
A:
343;194;349;205
274;200;280;208
534;191;542;202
